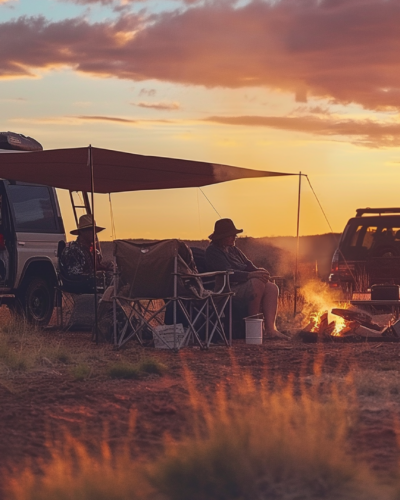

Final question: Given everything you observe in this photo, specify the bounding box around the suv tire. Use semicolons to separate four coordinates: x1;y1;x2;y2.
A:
22;277;54;326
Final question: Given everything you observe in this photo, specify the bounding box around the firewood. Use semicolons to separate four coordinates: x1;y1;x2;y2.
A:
302;322;314;332
335;321;360;337
354;325;384;338
331;308;381;331
318;312;329;333
323;321;336;336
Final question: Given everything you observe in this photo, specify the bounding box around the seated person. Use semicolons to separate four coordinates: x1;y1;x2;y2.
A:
205;218;289;340
60;214;113;292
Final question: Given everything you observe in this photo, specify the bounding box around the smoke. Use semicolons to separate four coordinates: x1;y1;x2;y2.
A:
298;279;345;328
235;237;293;278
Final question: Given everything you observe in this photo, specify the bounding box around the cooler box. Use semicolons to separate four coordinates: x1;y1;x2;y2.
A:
371;284;400;300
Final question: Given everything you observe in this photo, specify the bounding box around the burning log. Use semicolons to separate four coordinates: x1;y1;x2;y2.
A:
319;312;329;334
300;311;337;342
299;303;400;342
334;321;360;337
331;308;382;331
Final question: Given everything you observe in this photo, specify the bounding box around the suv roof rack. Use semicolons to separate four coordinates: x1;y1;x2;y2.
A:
356;207;400;217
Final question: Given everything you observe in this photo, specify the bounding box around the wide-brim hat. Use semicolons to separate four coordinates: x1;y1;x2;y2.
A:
208;218;243;241
70;214;105;235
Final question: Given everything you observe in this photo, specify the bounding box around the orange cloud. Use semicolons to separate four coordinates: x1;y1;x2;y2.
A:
1;1;400;110
205;114;400;148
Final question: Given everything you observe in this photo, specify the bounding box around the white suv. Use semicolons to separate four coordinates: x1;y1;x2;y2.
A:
0;133;66;325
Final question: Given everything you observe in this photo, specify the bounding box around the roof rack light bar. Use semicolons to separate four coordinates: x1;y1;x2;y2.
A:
356;207;400;217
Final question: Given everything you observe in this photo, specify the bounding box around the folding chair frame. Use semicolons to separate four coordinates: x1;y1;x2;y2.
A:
112;256;233;350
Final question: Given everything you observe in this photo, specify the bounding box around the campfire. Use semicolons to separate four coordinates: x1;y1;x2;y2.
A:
301;306;399;342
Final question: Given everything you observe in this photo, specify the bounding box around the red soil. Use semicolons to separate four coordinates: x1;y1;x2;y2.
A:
1;330;400;490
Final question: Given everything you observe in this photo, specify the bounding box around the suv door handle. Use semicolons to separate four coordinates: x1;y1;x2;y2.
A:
18;241;25;246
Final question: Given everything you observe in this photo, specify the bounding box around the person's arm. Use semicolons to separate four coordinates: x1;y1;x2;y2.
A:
234;247;271;282
234;247;259;272
205;245;249;283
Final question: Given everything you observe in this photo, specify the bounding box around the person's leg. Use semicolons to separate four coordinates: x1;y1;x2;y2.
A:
246;279;265;317
235;279;288;338
262;281;279;334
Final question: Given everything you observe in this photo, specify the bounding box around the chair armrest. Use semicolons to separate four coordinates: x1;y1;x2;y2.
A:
177;270;234;279
176;270;233;294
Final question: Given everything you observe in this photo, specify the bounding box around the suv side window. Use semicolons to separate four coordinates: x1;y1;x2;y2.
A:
6;183;59;233
361;226;378;250
350;225;363;246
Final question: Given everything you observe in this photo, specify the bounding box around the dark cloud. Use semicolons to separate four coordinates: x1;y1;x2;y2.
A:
132;101;180;110
75;115;173;124
205;114;400;148
77;115;137;123
292;105;331;115
139;88;156;96
1;1;400;110
67;0;115;4
0;97;27;102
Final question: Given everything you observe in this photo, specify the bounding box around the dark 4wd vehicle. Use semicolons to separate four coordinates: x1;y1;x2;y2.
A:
329;208;400;294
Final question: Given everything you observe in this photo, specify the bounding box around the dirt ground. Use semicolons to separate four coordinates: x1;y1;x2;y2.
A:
1;324;400;494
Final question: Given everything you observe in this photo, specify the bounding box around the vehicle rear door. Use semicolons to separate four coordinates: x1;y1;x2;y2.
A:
4;181;65;287
0;181;14;290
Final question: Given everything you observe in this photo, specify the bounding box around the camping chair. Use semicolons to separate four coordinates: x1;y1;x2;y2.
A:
190;246;286;338
111;239;233;350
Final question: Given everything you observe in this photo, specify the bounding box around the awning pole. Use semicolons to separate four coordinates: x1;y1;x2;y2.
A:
294;172;302;317
89;145;99;344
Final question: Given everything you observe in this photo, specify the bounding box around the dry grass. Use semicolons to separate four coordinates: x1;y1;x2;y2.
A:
151;373;376;500
107;361;141;379
5;371;388;500
0;315;83;375
0;317;39;372
2;281;399;499
71;363;92;381
107;357;167;379
0;312;169;383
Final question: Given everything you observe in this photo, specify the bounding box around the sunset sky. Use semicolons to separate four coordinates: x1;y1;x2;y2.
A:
1;0;400;241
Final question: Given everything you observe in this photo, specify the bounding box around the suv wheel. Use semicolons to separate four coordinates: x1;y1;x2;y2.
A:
22;277;54;326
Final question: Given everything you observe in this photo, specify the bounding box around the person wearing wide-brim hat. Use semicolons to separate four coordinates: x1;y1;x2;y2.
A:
59;214;112;288
70;214;105;236
205;218;290;340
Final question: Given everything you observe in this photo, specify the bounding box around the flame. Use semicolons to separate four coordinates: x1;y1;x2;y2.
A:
307;302;351;337
331;302;350;337
309;311;324;332
331;316;347;336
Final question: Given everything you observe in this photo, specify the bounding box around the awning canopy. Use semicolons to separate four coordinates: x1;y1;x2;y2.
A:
0;146;295;193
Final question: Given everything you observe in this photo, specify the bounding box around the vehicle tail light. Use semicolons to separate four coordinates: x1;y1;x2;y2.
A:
331;249;339;273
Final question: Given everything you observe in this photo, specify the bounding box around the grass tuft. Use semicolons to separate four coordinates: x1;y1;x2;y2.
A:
137;357;167;376
107;362;140;379
151;376;374;500
5;373;383;500
6;435;152;500
0;336;30;372
55;350;71;364
71;363;91;381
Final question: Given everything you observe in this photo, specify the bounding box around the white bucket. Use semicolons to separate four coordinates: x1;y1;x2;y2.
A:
245;317;263;345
